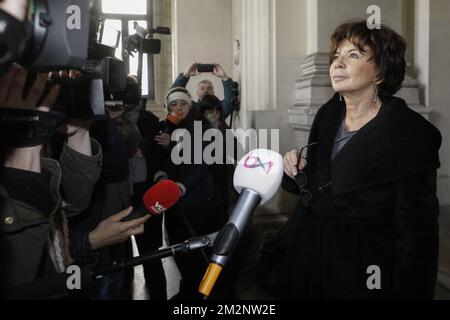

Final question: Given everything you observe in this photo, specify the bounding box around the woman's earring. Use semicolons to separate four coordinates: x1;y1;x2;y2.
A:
373;85;378;102
339;93;342;101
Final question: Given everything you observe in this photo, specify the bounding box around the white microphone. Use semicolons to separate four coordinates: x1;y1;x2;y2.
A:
198;148;283;297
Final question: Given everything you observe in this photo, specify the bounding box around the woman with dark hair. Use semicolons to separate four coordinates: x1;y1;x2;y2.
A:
277;20;442;299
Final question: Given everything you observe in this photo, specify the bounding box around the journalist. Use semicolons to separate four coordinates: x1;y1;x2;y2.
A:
0;65;102;292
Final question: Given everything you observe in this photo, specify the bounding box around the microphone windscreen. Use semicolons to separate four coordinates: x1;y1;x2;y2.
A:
143;179;181;215
233;149;283;205
166;111;182;125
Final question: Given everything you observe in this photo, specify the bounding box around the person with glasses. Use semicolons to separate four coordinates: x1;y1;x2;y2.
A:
278;20;442;299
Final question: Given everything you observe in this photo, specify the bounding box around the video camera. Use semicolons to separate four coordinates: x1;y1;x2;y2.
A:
0;0;170;148
0;0;127;119
1;0;86;73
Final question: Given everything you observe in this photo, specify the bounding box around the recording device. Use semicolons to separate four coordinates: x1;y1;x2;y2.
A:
0;107;66;147
41;57;126;119
123;21;170;93
198;149;284;297
1;1;128;118
123;22;170;57
96;232;219;278
197;64;215;73
158;110;183;135
0;9;28;75
124;34;162;57
121;179;181;222
4;231;218;300
0;0;90;73
123;23;171;58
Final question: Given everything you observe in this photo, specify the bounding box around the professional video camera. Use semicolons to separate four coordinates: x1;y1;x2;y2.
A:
0;0;124;149
122;21;171;99
0;0;126;118
1;0;121;76
0;0;171;148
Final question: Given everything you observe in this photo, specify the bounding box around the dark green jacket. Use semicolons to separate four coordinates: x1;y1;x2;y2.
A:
0;139;102;290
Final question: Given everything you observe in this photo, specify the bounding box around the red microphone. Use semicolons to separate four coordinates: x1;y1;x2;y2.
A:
121;179;181;222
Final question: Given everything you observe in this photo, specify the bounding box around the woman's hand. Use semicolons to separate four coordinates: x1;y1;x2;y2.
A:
283;149;307;178
89;207;151;250
154;132;171;147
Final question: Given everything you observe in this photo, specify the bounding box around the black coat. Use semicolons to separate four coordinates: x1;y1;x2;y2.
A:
278;93;442;299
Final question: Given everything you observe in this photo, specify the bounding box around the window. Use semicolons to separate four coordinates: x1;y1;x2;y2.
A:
100;19;122;59
102;0;147;15
100;0;153;97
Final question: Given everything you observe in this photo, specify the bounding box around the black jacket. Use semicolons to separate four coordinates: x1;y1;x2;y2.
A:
279;93;442;299
138;108;214;207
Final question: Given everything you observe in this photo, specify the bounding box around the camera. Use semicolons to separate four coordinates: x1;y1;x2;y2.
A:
0;0;91;72
197;64;215;73
123;23;170;58
1;0;170;136
9;0;130;119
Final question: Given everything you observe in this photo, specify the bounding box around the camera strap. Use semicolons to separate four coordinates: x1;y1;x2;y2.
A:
0;108;66;147
0;9;28;72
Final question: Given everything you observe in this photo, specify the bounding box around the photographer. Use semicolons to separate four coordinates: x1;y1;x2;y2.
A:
172;63;234;119
0;65;102;292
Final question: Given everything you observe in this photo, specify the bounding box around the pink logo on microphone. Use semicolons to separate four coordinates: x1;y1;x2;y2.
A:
244;153;274;174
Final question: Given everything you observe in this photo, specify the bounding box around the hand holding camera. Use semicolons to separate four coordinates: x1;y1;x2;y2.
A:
0;65;59;112
186;62;229;81
212;63;229;80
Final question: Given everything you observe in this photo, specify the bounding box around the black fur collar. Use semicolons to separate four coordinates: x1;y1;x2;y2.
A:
308;93;442;198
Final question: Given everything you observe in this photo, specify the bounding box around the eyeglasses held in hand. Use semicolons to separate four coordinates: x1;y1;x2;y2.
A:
294;142;318;207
